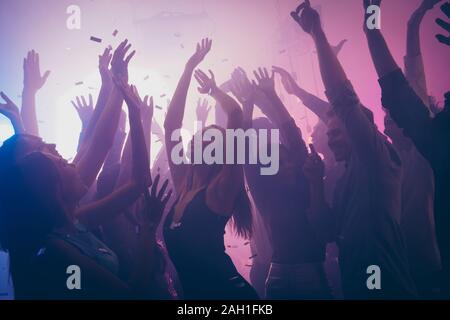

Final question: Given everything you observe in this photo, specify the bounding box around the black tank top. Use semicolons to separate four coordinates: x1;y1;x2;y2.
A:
163;189;239;280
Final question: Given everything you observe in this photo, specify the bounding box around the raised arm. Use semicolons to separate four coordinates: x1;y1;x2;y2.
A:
292;1;389;167
21;50;50;136
363;1;435;159
76;80;152;229
196;97;212;129
194;69;245;215
252;67;308;164
229;67;255;129
72;94;94;152
141;95;153;161
114;93;153;191
272;65;330;122
405;0;441;105
75;40;135;189
164;38;212;193
103;110;127;169
0;92;25;134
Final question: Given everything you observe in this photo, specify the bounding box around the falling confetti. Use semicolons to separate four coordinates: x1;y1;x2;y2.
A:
90;36;102;43
112;29;118;37
75;81;84;86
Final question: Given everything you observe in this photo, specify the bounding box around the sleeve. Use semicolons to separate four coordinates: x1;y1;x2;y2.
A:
404;53;429;108
378;68;434;161
298;90;331;122
325;80;392;169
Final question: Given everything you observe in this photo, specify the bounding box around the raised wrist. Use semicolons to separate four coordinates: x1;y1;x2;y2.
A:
22;86;37;96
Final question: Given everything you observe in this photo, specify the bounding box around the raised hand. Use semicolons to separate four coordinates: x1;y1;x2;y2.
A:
196;98;211;123
253;67;275;94
230;67;255;104
303;144;325;184
187;38;212;70
272;66;299;95
111;39;135;82
114;77;142;113
72;94;94;128
141;95;154;122
436;2;450;46
140;174;172;230
291;1;321;36
99;47;113;85
194;69;217;95
0;92;23;133
23;50;50;93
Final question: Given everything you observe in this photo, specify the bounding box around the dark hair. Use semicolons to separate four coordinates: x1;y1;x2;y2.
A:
180;125;253;239
0;152;68;253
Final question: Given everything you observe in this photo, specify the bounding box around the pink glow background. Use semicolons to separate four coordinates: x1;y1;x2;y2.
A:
0;0;449;290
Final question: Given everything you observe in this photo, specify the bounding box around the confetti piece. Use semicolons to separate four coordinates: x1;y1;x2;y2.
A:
88;86;96;90
155;139;161;143
160;94;166;98
164;75;171;79
155;105;163;110
221;58;229;62
90;36;102;43
174;33;181;38
279;49;287;54
112;29;118;37
249;254;258;259
180;44;185;49
144;75;150;81
75;81;84;86
108;45;113;50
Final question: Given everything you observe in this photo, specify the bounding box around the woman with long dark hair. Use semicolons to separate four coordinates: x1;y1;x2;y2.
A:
163;38;257;299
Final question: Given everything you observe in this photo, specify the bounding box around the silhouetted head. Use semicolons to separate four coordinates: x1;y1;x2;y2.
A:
0;143;86;253
326;111;352;163
0;134;62;176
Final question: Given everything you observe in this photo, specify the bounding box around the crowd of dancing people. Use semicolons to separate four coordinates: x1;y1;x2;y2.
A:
0;0;449;300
